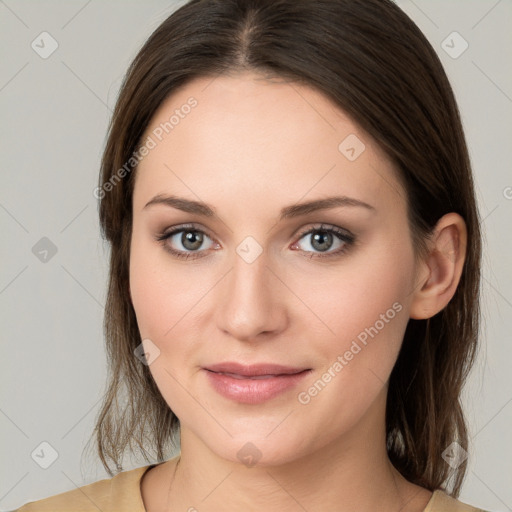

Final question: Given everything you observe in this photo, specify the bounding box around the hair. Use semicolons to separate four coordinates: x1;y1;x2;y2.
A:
91;0;481;497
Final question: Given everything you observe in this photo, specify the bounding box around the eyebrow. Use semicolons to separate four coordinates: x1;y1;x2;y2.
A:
143;194;376;220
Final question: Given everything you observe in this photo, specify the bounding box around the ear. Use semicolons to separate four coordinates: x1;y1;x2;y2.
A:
409;213;467;320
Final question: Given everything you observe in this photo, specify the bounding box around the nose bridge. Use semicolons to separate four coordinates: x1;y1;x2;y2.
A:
216;242;285;340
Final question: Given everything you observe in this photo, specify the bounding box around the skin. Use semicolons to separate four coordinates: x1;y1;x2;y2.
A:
129;71;467;512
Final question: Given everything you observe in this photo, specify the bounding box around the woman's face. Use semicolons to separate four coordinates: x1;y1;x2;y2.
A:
130;71;420;465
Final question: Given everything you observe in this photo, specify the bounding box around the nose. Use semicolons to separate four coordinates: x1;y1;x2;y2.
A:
215;247;288;342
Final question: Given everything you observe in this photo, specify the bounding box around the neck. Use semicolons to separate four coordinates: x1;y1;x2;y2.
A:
175;436;400;512
144;393;432;512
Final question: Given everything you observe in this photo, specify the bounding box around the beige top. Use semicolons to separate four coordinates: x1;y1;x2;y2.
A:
16;464;488;512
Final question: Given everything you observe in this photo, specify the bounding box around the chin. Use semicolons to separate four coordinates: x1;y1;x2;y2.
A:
180;414;327;469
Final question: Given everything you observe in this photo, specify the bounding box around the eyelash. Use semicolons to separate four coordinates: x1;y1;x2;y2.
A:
155;223;356;261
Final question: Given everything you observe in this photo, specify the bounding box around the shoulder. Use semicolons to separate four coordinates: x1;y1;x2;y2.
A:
426;490;491;512
15;465;153;512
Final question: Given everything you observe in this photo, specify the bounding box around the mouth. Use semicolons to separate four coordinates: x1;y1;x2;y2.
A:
202;362;311;404
204;362;309;376
208;372;293;380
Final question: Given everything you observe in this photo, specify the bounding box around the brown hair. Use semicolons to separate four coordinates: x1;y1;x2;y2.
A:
91;0;481;496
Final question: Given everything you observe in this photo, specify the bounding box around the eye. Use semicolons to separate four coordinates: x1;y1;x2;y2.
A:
155;222;356;261
291;223;355;259
155;224;218;260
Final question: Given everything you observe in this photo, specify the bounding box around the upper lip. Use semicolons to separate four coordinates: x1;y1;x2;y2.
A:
204;362;309;376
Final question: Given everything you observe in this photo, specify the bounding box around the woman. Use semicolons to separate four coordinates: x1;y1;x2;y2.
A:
17;0;490;510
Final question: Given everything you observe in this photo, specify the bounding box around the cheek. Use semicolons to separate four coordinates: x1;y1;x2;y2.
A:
289;248;414;442
129;237;202;413
300;231;414;339
129;226;198;337
296;234;416;389
129;230;215;374
129;240;171;339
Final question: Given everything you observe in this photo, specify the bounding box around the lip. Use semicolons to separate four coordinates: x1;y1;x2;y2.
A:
203;362;311;404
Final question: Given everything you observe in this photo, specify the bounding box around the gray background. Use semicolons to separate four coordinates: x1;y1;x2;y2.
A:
1;0;511;510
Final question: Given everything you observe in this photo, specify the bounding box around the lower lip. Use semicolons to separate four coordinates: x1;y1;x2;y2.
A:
203;369;310;404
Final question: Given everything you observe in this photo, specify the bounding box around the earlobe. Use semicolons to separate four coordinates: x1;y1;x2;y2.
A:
409;213;467;320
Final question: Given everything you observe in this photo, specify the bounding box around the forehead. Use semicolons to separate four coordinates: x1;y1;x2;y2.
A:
134;71;405;213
